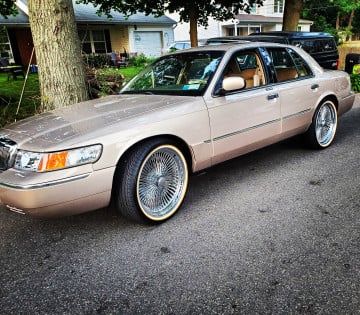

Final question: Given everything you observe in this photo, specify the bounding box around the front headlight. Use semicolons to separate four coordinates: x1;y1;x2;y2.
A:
14;144;102;172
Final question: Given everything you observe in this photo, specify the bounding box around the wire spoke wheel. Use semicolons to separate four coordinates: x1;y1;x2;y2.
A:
136;145;188;221
314;101;337;147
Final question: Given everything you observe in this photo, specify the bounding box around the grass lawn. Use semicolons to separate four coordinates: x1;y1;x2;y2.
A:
116;66;143;82
0;72;41;127
0;66;142;128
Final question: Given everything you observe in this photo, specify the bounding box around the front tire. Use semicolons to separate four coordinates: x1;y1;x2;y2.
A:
113;138;189;223
305;100;338;149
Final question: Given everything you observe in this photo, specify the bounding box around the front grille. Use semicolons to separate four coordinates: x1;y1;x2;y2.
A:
0;137;18;171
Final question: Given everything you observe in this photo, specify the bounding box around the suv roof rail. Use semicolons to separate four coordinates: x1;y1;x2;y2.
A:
249;31;333;38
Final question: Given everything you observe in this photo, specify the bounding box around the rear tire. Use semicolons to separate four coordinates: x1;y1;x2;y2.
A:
113;138;189;223
305;100;338;149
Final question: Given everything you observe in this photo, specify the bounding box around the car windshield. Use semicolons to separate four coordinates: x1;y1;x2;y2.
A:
120;51;224;96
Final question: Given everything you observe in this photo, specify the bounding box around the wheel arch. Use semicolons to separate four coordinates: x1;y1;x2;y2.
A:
117;134;193;170
317;94;339;111
111;135;194;197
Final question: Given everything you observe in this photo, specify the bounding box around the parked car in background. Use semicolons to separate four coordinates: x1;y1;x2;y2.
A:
164;41;191;53
163;41;205;54
205;35;284;45
205;32;340;70
0;42;354;223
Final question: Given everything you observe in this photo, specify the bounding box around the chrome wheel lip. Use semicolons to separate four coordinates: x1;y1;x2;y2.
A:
315;102;337;147
136;144;188;221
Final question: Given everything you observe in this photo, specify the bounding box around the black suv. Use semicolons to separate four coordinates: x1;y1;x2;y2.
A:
205;32;339;70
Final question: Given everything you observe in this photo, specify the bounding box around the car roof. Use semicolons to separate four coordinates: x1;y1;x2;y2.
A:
167;41;295;54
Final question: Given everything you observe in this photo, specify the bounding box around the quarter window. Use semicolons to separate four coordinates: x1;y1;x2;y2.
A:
287;48;312;77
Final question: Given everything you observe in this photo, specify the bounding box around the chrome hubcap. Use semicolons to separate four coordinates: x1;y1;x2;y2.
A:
137;145;188;220
315;102;337;147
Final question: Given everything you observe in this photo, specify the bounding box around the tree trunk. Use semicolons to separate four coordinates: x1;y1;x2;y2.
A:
282;0;304;31
28;0;88;111
189;7;198;47
348;9;355;28
336;12;340;30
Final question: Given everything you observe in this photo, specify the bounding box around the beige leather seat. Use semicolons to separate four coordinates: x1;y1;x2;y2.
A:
276;68;298;81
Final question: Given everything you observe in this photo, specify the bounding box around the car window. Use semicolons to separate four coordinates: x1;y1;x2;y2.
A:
287;48;313;77
267;47;311;82
121;51;224;96
222;50;267;89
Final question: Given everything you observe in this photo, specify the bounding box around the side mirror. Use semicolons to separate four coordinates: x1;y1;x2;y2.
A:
222;76;246;92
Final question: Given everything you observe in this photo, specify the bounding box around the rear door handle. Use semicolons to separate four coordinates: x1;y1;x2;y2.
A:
267;93;279;100
311;84;319;90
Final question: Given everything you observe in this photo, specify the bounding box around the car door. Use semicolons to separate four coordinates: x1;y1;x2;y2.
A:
204;48;282;165
266;47;319;138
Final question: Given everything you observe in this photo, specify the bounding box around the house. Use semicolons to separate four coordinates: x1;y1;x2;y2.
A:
0;0;176;65
168;0;312;42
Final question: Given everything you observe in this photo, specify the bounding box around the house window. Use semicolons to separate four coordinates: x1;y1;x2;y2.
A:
274;0;284;13
78;30;108;54
0;28;14;61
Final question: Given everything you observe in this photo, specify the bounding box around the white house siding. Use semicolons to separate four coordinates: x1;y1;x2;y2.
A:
168;0;311;42
169;13;223;42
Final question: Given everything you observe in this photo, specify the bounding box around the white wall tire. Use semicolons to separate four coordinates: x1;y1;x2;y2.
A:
306;100;338;149
113;138;188;223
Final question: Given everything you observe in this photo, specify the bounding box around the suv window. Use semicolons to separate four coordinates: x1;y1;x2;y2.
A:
291;38;337;53
249;32;339;69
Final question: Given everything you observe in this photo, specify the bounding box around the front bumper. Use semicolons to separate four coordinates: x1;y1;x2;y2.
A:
0;166;115;217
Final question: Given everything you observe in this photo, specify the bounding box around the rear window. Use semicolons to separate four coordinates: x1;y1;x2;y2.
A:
290;38;337;53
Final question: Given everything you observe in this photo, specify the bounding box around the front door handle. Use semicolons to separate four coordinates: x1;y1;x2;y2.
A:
267;93;279;100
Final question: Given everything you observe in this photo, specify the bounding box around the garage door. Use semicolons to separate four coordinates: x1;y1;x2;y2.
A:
134;31;162;57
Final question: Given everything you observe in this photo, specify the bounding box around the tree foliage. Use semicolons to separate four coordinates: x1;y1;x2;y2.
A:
78;0;263;46
0;0;17;17
303;0;360;40
78;0;263;25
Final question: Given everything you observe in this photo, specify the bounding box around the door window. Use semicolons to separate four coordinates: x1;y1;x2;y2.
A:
222;50;267;89
267;47;312;82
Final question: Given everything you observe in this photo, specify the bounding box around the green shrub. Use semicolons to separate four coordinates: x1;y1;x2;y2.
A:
128;54;156;67
350;74;360;92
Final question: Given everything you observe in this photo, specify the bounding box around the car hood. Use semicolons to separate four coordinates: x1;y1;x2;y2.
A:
0;94;195;151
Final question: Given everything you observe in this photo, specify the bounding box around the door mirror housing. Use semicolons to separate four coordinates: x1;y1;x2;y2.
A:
222;76;246;92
